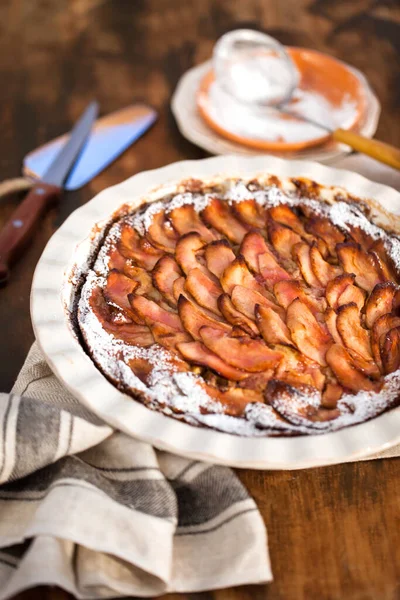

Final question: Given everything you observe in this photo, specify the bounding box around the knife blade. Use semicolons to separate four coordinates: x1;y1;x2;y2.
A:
0;101;98;285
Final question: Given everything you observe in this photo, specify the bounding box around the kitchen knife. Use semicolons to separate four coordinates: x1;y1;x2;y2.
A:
0;101;98;285
24;104;158;190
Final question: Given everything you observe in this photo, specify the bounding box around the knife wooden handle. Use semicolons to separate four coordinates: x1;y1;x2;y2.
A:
0;182;61;286
333;129;400;170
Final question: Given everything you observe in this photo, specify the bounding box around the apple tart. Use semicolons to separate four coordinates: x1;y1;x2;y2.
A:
77;176;400;436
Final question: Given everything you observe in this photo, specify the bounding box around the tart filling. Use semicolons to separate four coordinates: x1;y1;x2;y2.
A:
77;176;400;436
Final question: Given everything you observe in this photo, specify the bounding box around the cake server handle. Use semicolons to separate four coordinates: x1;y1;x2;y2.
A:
332;129;400;171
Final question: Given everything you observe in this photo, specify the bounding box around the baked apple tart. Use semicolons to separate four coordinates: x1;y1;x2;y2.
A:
77;176;400;435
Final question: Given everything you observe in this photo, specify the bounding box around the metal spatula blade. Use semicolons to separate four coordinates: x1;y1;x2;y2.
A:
23;104;157;190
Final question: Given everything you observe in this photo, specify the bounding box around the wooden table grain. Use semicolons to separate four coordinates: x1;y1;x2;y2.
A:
1;1;399;599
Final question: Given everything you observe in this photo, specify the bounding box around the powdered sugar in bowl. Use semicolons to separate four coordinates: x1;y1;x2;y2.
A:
213;29;299;107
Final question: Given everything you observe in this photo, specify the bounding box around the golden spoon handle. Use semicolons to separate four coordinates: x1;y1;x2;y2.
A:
333;129;400;171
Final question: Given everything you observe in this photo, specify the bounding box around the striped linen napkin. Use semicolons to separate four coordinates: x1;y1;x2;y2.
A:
0;343;271;599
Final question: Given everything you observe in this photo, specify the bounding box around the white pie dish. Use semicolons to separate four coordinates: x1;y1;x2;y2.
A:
31;154;400;469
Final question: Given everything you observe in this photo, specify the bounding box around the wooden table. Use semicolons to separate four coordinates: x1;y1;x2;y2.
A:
0;0;399;598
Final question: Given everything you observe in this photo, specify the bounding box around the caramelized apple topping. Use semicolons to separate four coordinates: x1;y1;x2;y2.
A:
168;204;216;241
268;220;303;261
371;313;400;370
177;341;249;381
204;239;236;278
286;299;332;366
231;285;284;320
381;327;400;375
336;302;372;362
175;232;207;275
218;294;259;336
232;199;266;228
336;242;382;293
178;295;230;340
200;327;283;372
185;268;223;316
82;182;400;434
146;209;178;251
152;255;182;307
304;215;345;256
365;282;398;329
202;197;249;243
326;344;381;392
255;304;293;346
309;244;342;286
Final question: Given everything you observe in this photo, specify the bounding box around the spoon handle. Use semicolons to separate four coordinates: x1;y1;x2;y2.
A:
333;129;400;171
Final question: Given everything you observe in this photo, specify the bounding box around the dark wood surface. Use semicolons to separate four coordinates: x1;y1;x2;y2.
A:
1;1;399;599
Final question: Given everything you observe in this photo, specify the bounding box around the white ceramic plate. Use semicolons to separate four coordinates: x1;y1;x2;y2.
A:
171;61;380;163
31;155;400;470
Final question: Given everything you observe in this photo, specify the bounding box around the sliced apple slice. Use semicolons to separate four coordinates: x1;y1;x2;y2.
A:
150;323;192;352
293;242;322;288
152;255;182;307
336;242;382;293
309;244;342;286
371;313;400;369
239;231;269;272
255;304;293;346
274;279;326;315
202;197;249;243
200;327;283;372
204;239;236;278
268;220;303;262
146;209;178;251
173;277;187;303
168;204;216;241
347;350;381;380
218;294;259;336
177;341;249;381
232;199;266;228
178;295;230;340
265;380;339;426
268;204;310;239
175;232;207;275
129;294;183;331
325;273;355;309
337;283;366;312
203;384;261;417
88;286;154;346
185;268;223;315
381;326;400;374
365;282;397;329
304;216;345;256
108;247;127;272
258;252;292;287
240;231;291;287
274;344;325;390
220;255;270;298
369;238;398;281
286;298;332;366
326;344;381;392
321;382;343;408
346;224;374;251
325;308;342;344
336;302;372;361
118;222;163;270
231;285;284;320
104;270;139;315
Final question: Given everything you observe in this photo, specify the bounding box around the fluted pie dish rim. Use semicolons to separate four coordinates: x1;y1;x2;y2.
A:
31;155;400;469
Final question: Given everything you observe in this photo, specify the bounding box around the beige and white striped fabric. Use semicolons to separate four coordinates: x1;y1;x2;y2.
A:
0;343;271;599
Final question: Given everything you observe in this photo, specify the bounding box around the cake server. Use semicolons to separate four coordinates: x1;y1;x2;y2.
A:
0;101;99;285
